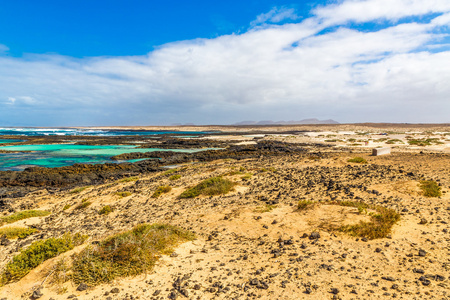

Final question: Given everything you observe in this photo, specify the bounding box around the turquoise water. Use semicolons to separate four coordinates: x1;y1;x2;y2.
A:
0;139;23;144
0;144;202;171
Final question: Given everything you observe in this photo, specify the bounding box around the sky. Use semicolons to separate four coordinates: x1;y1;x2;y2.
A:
0;0;449;126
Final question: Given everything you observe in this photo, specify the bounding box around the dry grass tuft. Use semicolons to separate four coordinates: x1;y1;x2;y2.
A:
0;227;37;239
0;210;50;225
151;186;172;198
71;223;194;286
419;180;442;197
179;177;235;199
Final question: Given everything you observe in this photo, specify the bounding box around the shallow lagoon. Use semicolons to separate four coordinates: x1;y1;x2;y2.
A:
0;144;202;171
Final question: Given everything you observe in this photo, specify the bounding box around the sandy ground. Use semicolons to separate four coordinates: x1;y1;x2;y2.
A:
0;126;449;300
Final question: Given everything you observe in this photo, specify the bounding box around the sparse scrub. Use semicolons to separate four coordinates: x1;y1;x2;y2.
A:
179;177;235;199
163;168;178;175
241;173;252;180
62;204;71;211
152;186;172;198
118;176;139;183
297;200;315;210
337;202;400;239
0;210;50;225
0;233;87;285
0;227;37;239
98;205;113;215
169;174;181;181
347;157;367;164
386;139;403;144
419;180;441;197
408;138;443;146
69;186;89;194
115;191;132;198
71;223;194;285
254;204;276;213
75;201;92;210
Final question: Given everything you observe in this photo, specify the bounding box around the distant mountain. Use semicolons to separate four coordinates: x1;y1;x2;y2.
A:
233;118;339;125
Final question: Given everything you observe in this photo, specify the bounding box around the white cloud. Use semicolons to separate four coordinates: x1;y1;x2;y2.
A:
251;7;300;27
0;0;449;125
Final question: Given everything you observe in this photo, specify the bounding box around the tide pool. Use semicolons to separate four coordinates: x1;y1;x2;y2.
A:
0;139;23;144
0;144;202;171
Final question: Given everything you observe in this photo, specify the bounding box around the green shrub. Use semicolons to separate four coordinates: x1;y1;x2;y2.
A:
337;202;400;239
69;186;89;194
151;186;172;198
0;227;37;239
179;177;235;199
419;180;442;197
0;210;50;225
254;204;276;213
297;200;315;210
62;204;71;211
163;169;178;175
347;157;367;164
71;223;194;286
118;176;139;183
75;201;92;210
1;233;87;284
241;173;252;181
98;205;113;215
115;191;132;198
169;175;181;181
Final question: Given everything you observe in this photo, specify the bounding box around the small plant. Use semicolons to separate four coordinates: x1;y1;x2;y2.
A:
0;210;51;225
385;139;403;144
0;233;87;285
163;168;178;175
347;157;367;164
69;186;89;194
115;191;132;198
75;201;92;210
98;205;113;215
297;200;315;210
118;176;139;183
179;177;235;199
254;204;276;213
338;204;400;240
71;223;194;286
419;180;442;197
62;204;71;211
0;227;37;239
169;174;181;181
151;186;172;198
241;173;252;181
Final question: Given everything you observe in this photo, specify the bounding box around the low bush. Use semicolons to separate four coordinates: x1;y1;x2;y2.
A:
337;202;400;239
98;205;113;215
419;180;441;197
179;177;235;199
169;174;181;181
0;227;37;239
0;233;87;285
0;210;50;225
75;201;92;210
297;200;315;210
347;157;367;164
71;223;194;285
118;176;139;183
115;191;132;198
69;186;89;194
152;186;172;198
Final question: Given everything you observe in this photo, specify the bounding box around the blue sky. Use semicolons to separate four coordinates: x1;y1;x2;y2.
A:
1;0;450;126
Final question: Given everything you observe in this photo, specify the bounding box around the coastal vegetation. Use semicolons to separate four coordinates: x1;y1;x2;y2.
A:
419;180;442;197
0;227;37;239
347;157;368;164
71;223;194;285
0;233;87;285
0;210;50;225
151;186;172;198
179;177;235;198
